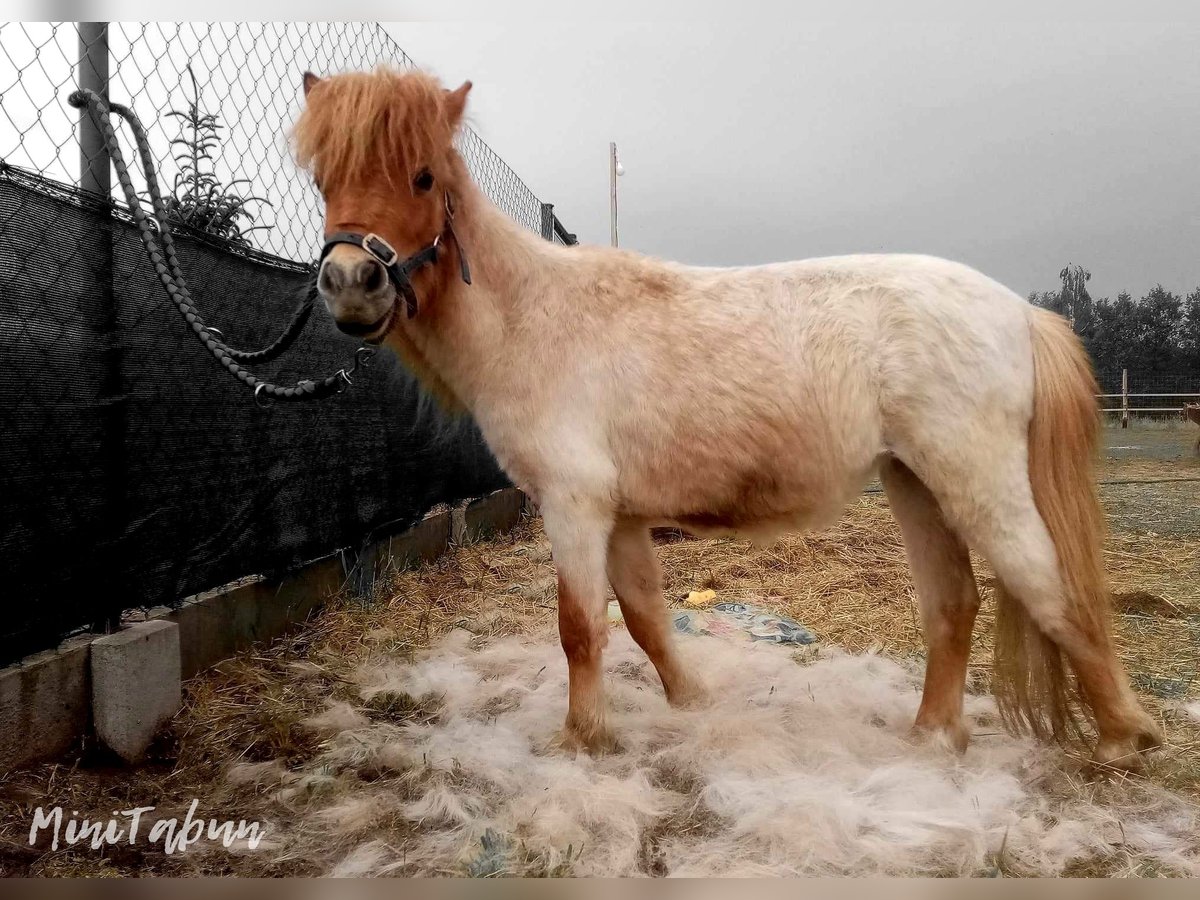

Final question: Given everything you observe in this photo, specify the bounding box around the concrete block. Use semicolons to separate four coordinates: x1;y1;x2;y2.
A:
346;539;380;598
167;556;344;679
521;490;539;517
0;636;91;773
450;503;468;545
463;488;525;542
91;621;181;763
383;510;451;572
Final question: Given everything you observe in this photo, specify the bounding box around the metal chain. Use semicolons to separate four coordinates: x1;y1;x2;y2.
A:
67;87;375;404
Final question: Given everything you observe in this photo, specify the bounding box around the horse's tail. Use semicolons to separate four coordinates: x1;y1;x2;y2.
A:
992;307;1111;742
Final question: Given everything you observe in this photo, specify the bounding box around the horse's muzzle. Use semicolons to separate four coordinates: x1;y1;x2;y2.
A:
317;245;395;341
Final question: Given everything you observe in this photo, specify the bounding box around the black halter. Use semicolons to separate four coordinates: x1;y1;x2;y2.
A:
318;192;471;320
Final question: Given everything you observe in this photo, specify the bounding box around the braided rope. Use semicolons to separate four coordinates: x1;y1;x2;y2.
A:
68;88;374;404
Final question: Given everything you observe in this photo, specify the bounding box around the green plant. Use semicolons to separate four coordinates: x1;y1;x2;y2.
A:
166;65;271;245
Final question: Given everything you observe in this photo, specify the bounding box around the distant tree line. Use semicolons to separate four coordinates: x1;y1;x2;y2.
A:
1029;264;1200;382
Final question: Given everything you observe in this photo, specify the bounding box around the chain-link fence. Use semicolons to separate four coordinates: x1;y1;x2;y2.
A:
0;22;575;666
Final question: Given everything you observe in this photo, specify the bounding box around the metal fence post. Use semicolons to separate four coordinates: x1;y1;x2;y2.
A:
540;202;555;242
78;23;110;197
1121;368;1129;429
609;141;619;247
78;22;127;634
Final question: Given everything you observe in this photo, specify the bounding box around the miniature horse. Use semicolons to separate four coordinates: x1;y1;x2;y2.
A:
294;68;1160;772
1186;403;1200;454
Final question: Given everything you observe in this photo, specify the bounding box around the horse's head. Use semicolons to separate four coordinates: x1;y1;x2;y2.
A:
294;68;472;340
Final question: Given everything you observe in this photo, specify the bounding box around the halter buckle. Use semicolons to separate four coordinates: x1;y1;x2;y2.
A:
362;233;398;268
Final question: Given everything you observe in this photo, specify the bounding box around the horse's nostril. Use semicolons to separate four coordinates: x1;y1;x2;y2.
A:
318;260;341;295
362;261;385;294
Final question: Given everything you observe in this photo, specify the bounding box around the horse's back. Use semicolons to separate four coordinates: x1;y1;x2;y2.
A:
670;251;1037;422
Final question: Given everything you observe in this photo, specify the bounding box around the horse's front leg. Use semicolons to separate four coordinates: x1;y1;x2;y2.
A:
607;517;707;708
541;500;617;753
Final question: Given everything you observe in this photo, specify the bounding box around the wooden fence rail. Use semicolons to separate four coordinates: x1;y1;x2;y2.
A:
1096;368;1200;428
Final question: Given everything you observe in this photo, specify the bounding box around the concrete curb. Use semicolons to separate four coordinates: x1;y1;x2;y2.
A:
0;487;529;773
0;635;92;772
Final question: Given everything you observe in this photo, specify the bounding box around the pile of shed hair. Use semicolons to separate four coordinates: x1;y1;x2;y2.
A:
231;627;1199;877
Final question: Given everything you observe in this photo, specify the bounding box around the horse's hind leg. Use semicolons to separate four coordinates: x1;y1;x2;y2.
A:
606;518;706;707
881;458;980;753
917;461;1159;770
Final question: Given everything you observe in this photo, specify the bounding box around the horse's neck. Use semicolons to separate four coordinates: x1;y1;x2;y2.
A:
407;179;564;410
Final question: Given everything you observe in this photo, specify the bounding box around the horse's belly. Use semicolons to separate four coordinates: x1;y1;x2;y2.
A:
664;495;848;547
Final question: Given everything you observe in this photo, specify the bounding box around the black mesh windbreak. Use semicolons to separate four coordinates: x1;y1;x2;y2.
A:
0;166;509;665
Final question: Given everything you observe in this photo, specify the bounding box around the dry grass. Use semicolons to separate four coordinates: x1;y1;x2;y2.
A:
0;456;1197;876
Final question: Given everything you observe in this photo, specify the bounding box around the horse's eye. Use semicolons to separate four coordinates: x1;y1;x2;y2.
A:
413;168;434;193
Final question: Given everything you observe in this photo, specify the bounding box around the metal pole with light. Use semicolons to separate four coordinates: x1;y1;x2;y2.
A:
609;141;624;247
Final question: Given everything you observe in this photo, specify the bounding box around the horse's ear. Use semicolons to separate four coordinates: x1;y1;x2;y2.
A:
444;80;472;125
302;71;321;97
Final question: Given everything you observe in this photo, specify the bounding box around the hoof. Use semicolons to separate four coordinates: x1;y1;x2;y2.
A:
665;678;710;710
1135;722;1164;753
909;719;970;755
559;716;619;756
1091;739;1148;775
1091;722;1161;775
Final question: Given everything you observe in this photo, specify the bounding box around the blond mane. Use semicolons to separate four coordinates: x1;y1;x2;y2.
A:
293;68;459;192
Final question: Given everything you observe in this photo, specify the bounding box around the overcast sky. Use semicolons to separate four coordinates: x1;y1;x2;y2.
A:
387;20;1200;301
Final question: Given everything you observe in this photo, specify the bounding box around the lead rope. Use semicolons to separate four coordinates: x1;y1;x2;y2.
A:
67;88;375;404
